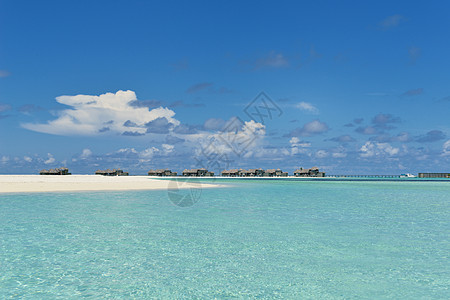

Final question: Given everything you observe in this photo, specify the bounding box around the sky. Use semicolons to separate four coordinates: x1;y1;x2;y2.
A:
1;0;450;175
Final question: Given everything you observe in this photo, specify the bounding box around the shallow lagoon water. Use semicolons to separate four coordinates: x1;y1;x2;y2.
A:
0;180;449;298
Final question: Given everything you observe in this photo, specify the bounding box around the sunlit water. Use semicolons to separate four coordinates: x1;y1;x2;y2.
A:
1;179;449;298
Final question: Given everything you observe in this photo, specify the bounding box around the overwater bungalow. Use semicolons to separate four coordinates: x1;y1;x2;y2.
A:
242;168;265;177
148;169;177;176
222;168;266;177
95;169;129;176
221;169;241;177
40;167;71;175
294;167;325;177
182;168;214;177
264;169;288;177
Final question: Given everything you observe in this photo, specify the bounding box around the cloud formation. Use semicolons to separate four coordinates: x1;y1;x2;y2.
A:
415;130;446;143
442;140;450;156
22;90;180;136
296;102;319;114
360;141;399;158
288;120;329;137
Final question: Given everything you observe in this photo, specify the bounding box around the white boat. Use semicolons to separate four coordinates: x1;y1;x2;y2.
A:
400;173;416;178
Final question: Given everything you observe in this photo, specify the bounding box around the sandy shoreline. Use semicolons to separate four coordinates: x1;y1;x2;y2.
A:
0;175;222;194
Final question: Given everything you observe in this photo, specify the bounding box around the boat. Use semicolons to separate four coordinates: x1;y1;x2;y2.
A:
400;173;416;178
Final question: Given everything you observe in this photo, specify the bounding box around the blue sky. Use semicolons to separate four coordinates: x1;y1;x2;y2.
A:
1;0;449;174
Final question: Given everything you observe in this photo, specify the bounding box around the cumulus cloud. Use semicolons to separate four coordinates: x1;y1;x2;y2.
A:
23;156;33;162
360;142;399;158
80;148;92;159
356;113;400;135
356;126;379;135
415;130;446;143
162;144;175;154
197;119;266;161
331;148;347;158
372;113;400;128
296;102;319;114
316;150;328;158
1;156;10;164
378;14;406;30
290;137;311;155
21;90;180;136
44;153;56;164
288;120;329;137
442;140;450;156
145;117;175;134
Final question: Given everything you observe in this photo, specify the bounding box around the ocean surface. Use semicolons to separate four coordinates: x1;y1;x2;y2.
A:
0;179;449;298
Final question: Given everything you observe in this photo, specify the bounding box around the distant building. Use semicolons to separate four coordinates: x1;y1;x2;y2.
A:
418;173;449;178
40;167;71;175
294;167;325;177
264;169;288;177
222;168;269;177
221;169;241;177
182;168;214;177
240;168;265;177
95;169;129;176
148;169;177;176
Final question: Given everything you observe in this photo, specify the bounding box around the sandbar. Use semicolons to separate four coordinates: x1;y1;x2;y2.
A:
0;175;221;194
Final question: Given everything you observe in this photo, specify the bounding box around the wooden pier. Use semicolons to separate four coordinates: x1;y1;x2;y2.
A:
327;175;400;178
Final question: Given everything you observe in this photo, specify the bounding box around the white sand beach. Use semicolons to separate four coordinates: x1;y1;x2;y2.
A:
0;175;221;193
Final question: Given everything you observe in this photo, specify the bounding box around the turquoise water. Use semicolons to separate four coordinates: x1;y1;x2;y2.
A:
0;180;449;298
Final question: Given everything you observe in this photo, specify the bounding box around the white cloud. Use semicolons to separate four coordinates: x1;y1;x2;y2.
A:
44;153;56;164
80;148;92;159
117;148;138;154
139;147;160;162
195;119;266;159
23;156;33;162
296;102;319;114
1;156;9;164
291;120;329;137
332;152;347;158
331;147;347;158
360;142;399;158
316;150;328;158
442;140;450;156
289;137;311;155
162;144;174;154
22;90;180;136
